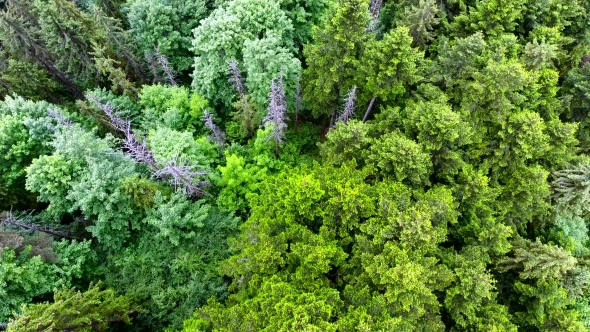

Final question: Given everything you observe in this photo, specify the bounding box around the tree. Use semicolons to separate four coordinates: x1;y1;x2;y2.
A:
7;283;140;331
357;26;423;121
443;246;517;331
32;0;106;88
366;131;432;186
0;0;86;99
105;207;238;330
25;125;142;250
0;96;63;210
124;0;208;75
302;0;371;119
191;0;296;108
188;162;462;330
450;0;527;38
397;0;441;48
0;240;96;323
552;163;590;219
262;75;289;158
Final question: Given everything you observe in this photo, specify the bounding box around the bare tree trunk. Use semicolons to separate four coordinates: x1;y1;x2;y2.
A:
363;97;376;122
1;17;85;100
329;109;338;128
2;216;83;241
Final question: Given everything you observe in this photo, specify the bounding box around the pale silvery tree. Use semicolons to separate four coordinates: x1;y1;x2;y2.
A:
88;95;157;170
368;0;383;32
201;109;226;147
154;47;177;85
88;95;210;197
263;73;288;158
336;85;357;125
153;157;210;197
228;59;257;137
228;59;246;95
47;107;73;129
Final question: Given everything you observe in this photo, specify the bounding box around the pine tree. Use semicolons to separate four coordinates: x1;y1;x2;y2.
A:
7;283;141;331
302;0;371;120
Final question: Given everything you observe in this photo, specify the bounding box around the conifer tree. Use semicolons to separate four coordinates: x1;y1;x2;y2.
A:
302;0;371;119
7;283;141;331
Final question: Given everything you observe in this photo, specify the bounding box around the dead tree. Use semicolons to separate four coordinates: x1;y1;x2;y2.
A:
336;85;357;125
1;209;83;241
201;109;226;147
263;73;288;158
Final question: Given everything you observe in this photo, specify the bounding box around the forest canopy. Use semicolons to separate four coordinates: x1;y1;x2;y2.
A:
1;0;590;330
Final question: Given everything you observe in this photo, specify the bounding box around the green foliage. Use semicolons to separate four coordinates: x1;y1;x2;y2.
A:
366;131;432;186
242;35;302;110
2;0;590;330
124;0;208;73
499;237;577;281
0;248;56;322
0;240;96;322
357;26;423;107
105;207;238;330
144;193;210;246
0;59;63;102
450;0;526;37
302;0;371;117
26;126;141;250
147;127;218;169
397;0;441;48
443;246;517;331
0;96;61;209
188;162;464;330
7;282;141;331
552;163;590;219
33;0;107;88
121;175;169;211
191;0;297;108
138;84;209;132
215;153;267;214
321;120;371;167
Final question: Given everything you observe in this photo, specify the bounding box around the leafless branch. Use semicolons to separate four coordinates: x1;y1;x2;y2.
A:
368;0;383;32
201;109;226;146
47;107;73;129
263;72;289;157
154;158;210;197
263;74;288;144
88;95;210;196
154;47;177;85
336;85;357;124
88;95;157;170
228;59;246;95
1;209;83;241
